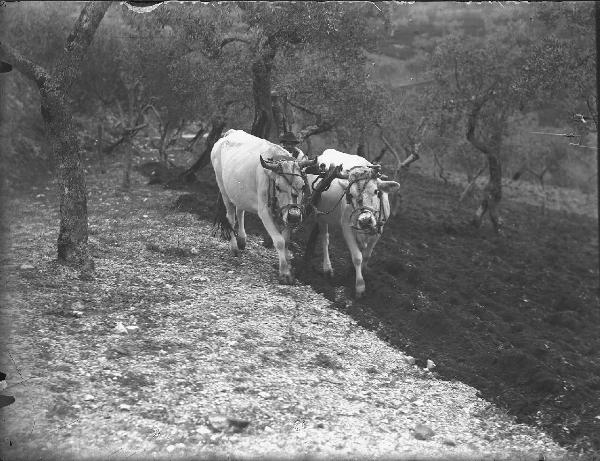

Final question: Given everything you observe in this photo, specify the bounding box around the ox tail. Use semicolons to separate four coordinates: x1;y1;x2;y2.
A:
304;221;320;261
212;194;236;241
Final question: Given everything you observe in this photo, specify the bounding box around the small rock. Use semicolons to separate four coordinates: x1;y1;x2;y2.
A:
126;325;139;331
72;311;84;317
146;243;160;252
443;438;456;446
190;247;199;255
72;301;85;310
207;415;229;432
19;264;35;270
119;403;131;411
72;404;81;409
413;423;435;440
115;322;128;334
166;445;175;453
227;417;250;433
83;394;95;401
195;426;212;435
258;391;271;399
142;215;149;218
403;355;416;365
426;359;436;370
206;414;250;433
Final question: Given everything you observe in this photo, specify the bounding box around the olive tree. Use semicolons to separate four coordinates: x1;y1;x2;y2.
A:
0;1;111;268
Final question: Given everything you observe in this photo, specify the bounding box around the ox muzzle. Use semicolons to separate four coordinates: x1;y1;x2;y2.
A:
260;156;318;228
281;204;304;226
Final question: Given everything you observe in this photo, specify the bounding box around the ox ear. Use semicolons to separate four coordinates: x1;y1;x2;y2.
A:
377;180;401;194
369;164;382;178
260;155;279;171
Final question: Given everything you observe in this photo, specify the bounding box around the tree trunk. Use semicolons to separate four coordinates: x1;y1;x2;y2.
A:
181;116;226;180
96;123;105;173
467;103;505;233
40;85;90;264
473;151;502;231
271;92;288;138
250;45;276;140
0;1;111;268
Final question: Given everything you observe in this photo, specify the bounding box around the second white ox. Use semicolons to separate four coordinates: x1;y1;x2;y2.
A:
307;149;401;297
211;129;316;284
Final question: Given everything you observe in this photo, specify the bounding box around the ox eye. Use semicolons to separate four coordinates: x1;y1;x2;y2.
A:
275;185;281;192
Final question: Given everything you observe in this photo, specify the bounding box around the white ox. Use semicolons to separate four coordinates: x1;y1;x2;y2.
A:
211;129;316;284
306;149;401;297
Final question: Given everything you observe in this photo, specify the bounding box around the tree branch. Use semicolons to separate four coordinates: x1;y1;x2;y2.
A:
459;163;486;202
103;123;147;155
0;41;50;87
52;3;109;88
297;121;335;141
287;99;321;117
54;1;112;90
220;37;251;50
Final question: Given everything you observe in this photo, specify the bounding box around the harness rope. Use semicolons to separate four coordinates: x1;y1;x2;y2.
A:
312;168;388;235
267;170;311;228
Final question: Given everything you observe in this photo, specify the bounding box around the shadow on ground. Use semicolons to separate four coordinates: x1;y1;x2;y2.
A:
147;161;600;453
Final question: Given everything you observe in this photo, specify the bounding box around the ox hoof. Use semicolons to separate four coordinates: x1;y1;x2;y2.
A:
355;287;366;298
278;274;295;285
323;269;334;279
236;237;246;251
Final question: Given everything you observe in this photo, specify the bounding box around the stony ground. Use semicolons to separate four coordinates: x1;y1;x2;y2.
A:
0;158;582;460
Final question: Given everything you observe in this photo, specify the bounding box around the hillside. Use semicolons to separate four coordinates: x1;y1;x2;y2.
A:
1;154;579;460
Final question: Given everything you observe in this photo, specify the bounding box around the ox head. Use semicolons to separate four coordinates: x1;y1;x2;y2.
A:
260;155;317;226
333;164;400;234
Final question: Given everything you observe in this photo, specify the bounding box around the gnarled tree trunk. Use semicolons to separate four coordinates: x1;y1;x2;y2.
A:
250;44;277;141
466;102;505;233
180;115;226;180
0;1;112;267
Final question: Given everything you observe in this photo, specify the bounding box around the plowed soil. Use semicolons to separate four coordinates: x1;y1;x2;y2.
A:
161;161;600;454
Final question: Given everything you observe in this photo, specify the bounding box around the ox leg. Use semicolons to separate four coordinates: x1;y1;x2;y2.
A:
258;209;294;285
320;222;333;278
362;236;380;273
283;227;292;262
223;200;240;256
236;209;246;251
341;226;365;298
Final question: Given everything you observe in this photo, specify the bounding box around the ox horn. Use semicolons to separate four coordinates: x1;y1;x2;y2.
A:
260;155;280;171
334;166;349;180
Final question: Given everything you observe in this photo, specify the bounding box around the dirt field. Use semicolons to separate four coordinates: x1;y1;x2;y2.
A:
166;157;599;454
